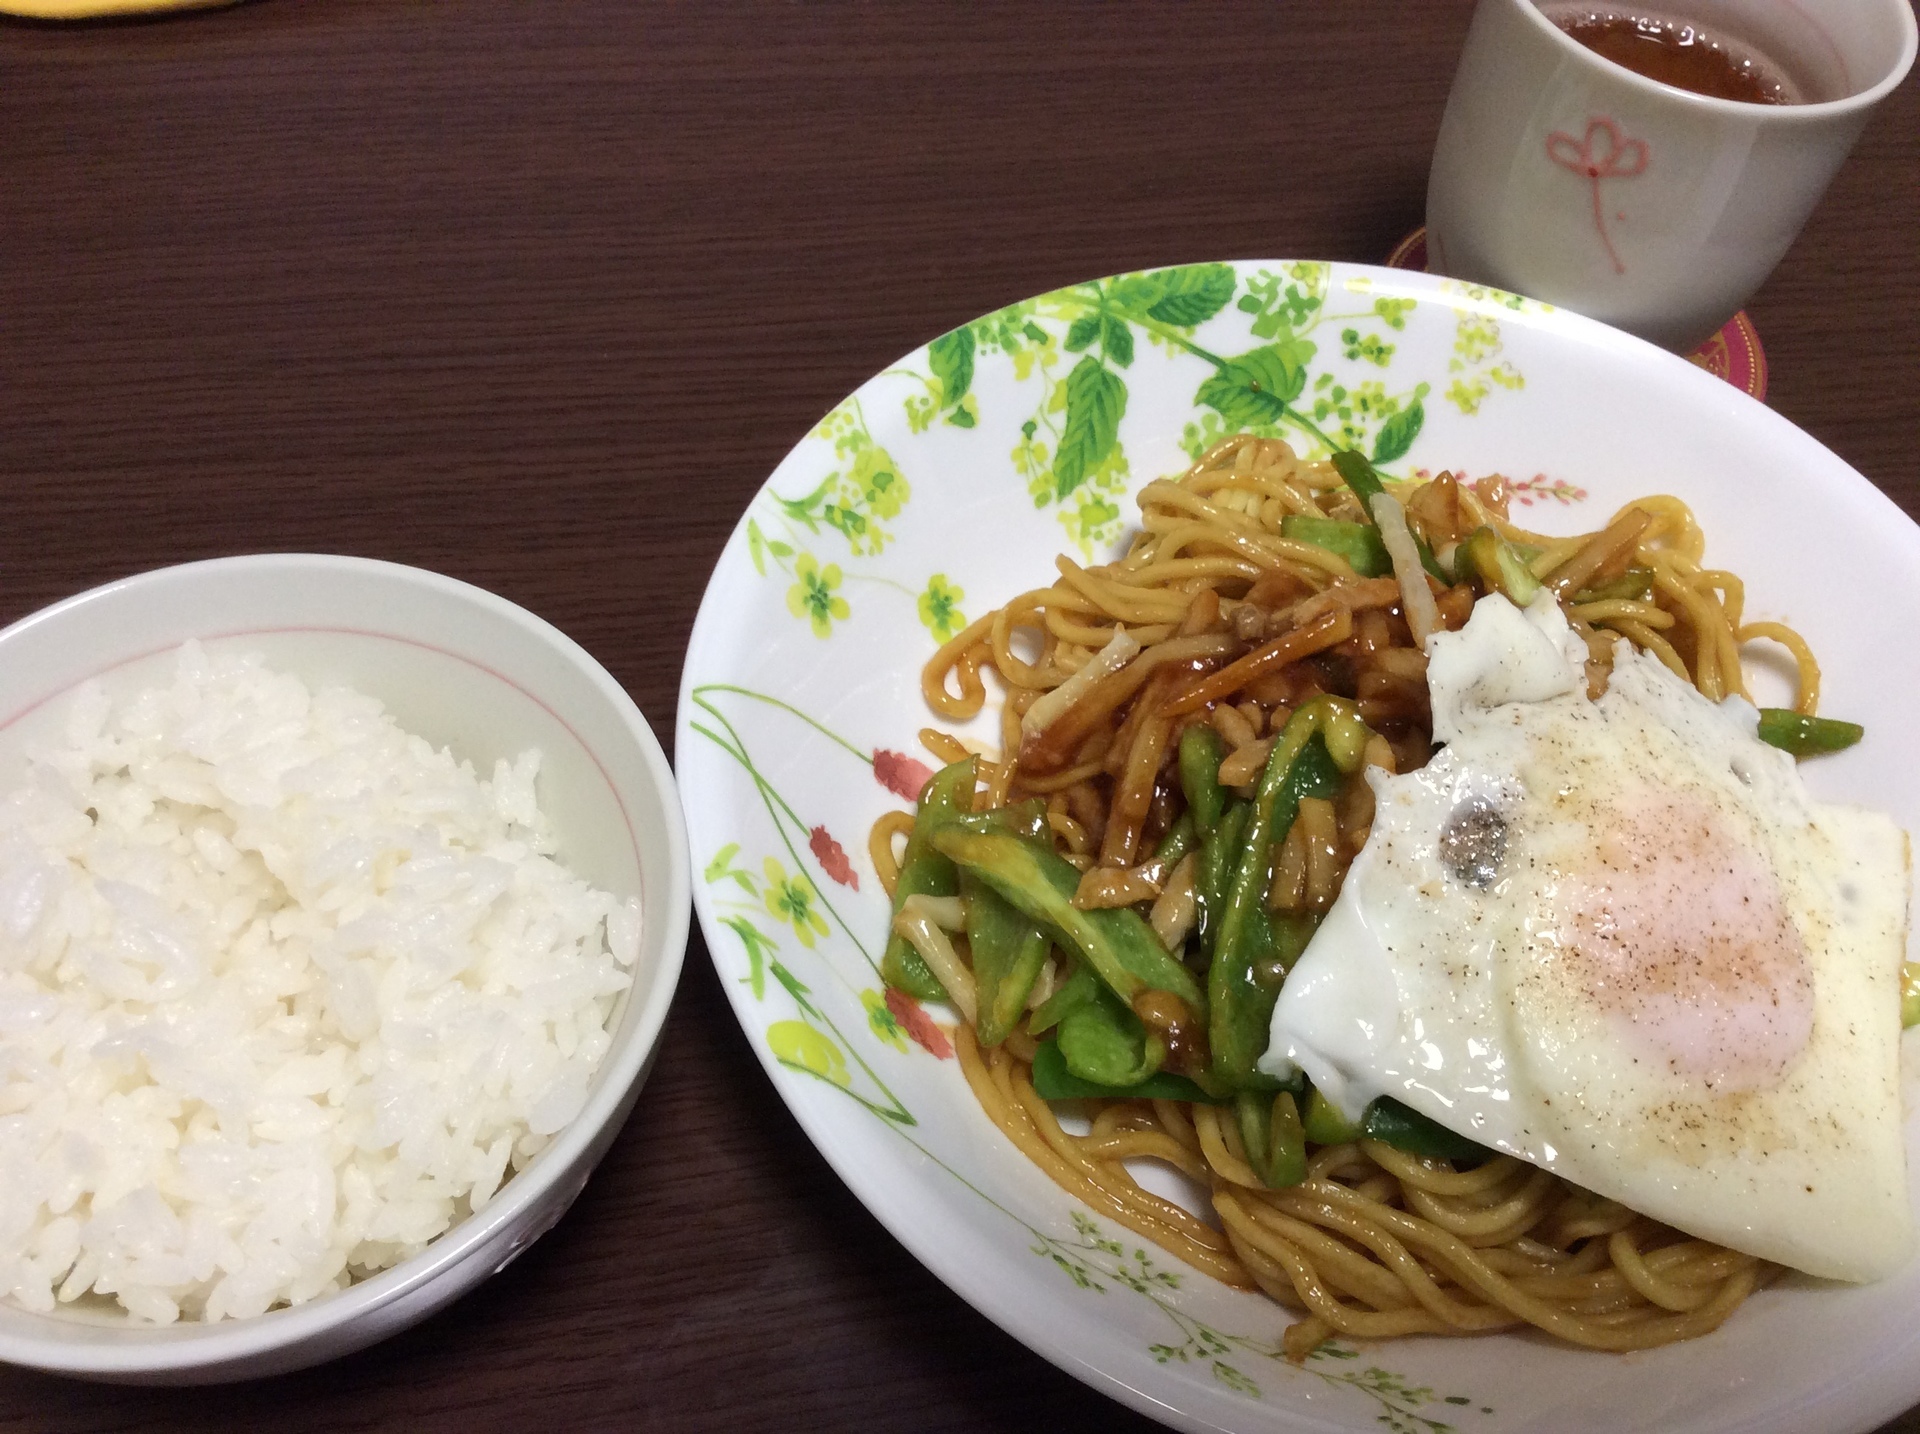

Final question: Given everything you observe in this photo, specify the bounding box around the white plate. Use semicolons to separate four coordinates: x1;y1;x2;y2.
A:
675;261;1920;1434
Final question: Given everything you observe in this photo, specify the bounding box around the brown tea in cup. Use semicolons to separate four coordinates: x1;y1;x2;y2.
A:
1538;5;1816;104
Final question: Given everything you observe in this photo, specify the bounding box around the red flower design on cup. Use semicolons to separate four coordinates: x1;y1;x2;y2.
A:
1547;118;1649;276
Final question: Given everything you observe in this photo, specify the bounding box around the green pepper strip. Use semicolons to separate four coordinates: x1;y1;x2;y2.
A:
932;826;1204;1011
1178;723;1228;833
1029;1035;1221;1103
1902;963;1920;1029
1303;1087;1364;1146
1300;1086;1489;1162
1362;1096;1492;1163
1029;961;1099;1035
1280;514;1391;578
1266;1091;1308;1186
1152;809;1198;866
880;757;975;1000
1056;991;1163;1086
1208;697;1372;1089
945;797;1050;843
1194;799;1250;959
1267;910;1321;979
1330;450;1450;584
961;871;1052;1048
1460;525;1541;606
1571;566;1652;604
1756;708;1864;757
1234;1091;1270;1177
1235;1089;1308;1188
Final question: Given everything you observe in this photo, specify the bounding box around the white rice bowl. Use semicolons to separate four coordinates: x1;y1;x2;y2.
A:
0;555;688;1383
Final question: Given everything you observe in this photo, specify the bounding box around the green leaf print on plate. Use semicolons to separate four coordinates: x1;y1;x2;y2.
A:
755;258;1560;643
767;1019;849;1087
1195;340;1312;427
751;395;931;636
926;326;977;429
751;260;1552;638
1126;262;1239;326
778;398;910;556
1055;355;1129;499
1372;396;1427;463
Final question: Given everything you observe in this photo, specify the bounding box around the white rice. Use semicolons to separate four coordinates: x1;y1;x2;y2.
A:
0;643;640;1324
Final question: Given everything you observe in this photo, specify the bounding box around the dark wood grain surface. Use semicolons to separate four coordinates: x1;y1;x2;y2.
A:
1;3;1915;1430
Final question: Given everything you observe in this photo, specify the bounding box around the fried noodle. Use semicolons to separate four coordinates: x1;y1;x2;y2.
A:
881;436;1804;1357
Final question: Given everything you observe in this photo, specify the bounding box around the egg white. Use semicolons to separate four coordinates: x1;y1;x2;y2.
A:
1261;593;1913;1282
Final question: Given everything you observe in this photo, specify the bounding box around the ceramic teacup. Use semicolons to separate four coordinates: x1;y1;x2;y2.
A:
1427;0;1917;352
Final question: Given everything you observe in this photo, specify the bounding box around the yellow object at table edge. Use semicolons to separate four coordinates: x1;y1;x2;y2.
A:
2;0;235;16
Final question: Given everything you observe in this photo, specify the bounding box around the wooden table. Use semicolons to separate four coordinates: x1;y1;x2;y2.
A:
2;4;1915;1429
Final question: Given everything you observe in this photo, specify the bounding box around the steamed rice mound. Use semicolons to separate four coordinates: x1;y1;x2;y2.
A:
0;643;641;1324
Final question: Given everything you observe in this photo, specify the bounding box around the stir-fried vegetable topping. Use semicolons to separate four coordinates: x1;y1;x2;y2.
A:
1756;708;1863;757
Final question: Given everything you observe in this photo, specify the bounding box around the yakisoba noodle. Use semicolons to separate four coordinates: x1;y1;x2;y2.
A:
878;435;1820;1358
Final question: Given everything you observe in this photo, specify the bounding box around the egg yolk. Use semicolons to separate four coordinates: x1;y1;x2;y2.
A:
1550;791;1815;1093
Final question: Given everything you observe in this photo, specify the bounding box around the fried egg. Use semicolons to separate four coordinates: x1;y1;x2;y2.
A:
1260;592;1913;1281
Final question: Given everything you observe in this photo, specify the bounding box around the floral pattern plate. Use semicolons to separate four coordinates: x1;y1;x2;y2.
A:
675;261;1920;1434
